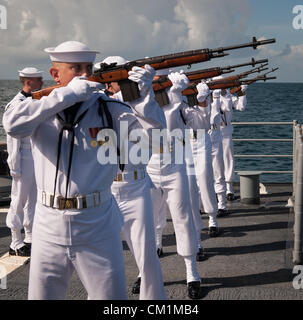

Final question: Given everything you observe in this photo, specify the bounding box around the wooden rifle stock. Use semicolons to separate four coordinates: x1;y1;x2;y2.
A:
31;75;104;100
152;67;234;94
153;62;270;94
182;80;241;106
32;83;62;100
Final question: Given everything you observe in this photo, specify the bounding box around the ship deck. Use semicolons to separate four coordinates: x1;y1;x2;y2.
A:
0;182;302;300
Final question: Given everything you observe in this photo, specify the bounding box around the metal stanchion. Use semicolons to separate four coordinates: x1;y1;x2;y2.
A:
293;124;303;265
293;121;298;198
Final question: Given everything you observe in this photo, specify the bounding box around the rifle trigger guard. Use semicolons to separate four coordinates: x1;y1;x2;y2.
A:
187;64;192;70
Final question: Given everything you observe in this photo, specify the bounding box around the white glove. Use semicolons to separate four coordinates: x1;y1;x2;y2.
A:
128;64;155;92
196;82;210;102
168;71;190;92
10;170;21;179
212;89;221;98
241;84;248;92
67;76;104;102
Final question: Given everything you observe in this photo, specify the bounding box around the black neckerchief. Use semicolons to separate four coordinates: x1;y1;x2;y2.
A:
220;110;227;126
52;103;87;209
21;90;32;98
98;97;125;172
179;109;187;126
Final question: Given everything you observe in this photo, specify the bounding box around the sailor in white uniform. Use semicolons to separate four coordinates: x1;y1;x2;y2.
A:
5;67;43;256
187;82;220;237
208;76;233;218
97;56;166;300
220;85;248;200
152;74;207;254
3;41;161;300
147;70;202;299
181;96;206;262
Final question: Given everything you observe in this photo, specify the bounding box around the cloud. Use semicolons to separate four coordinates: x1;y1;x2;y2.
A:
174;0;251;48
276;44;291;57
0;0;300;81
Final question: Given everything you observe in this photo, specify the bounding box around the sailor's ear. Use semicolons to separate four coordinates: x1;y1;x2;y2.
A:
23;79;31;87
49;67;60;84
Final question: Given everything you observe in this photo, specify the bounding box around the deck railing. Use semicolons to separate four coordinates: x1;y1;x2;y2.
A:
232;120;302;264
232;121;295;177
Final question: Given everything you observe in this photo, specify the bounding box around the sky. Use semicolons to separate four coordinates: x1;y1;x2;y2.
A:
0;0;302;82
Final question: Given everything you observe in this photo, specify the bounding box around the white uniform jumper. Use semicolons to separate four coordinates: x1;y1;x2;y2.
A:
3;83;159;299
147;84;200;284
185;100;218;228
5;91;37;250
220;93;247;195
209;92;232;210
110;91;167;300
179;98;204;251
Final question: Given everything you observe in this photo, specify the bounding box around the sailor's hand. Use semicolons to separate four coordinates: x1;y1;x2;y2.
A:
168;71;190;92
68;76;104;102
128;64;155;93
212;89;222;98
241;84;248;92
196;82;210;102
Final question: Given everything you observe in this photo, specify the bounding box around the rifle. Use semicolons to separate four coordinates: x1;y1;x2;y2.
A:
209;63;269;83
153;62;268;106
152;58;268;94
183;74;277;106
230;67;279;94
32;37;275;101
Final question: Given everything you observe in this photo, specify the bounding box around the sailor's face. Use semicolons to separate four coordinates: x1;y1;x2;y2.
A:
50;62;93;85
29;77;43;91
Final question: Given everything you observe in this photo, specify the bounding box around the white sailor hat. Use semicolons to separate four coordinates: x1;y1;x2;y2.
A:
18;67;43;78
44;41;99;63
94;56;129;71
102;56;129;66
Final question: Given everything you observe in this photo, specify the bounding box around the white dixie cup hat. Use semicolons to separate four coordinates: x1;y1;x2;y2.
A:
101;56;129;66
93;56;129;72
18;67;44;78
44;41;99;63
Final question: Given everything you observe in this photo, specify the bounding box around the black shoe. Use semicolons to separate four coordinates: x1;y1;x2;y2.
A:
227;193;235;201
217;209;228;217
199;210;205;215
157;248;164;257
23;242;32;249
132;277;141;294
9;245;31;257
187;281;201;299
196;248;207;261
208;227;220;237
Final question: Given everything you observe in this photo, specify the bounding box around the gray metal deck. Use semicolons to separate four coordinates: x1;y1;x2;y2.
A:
0;183;302;300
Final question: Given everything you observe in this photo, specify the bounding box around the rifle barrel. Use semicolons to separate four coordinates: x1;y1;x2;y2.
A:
242;75;276;83
223;58;268;71
211;37;275;53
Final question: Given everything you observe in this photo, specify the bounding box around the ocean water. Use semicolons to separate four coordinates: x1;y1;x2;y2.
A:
0;81;302;182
